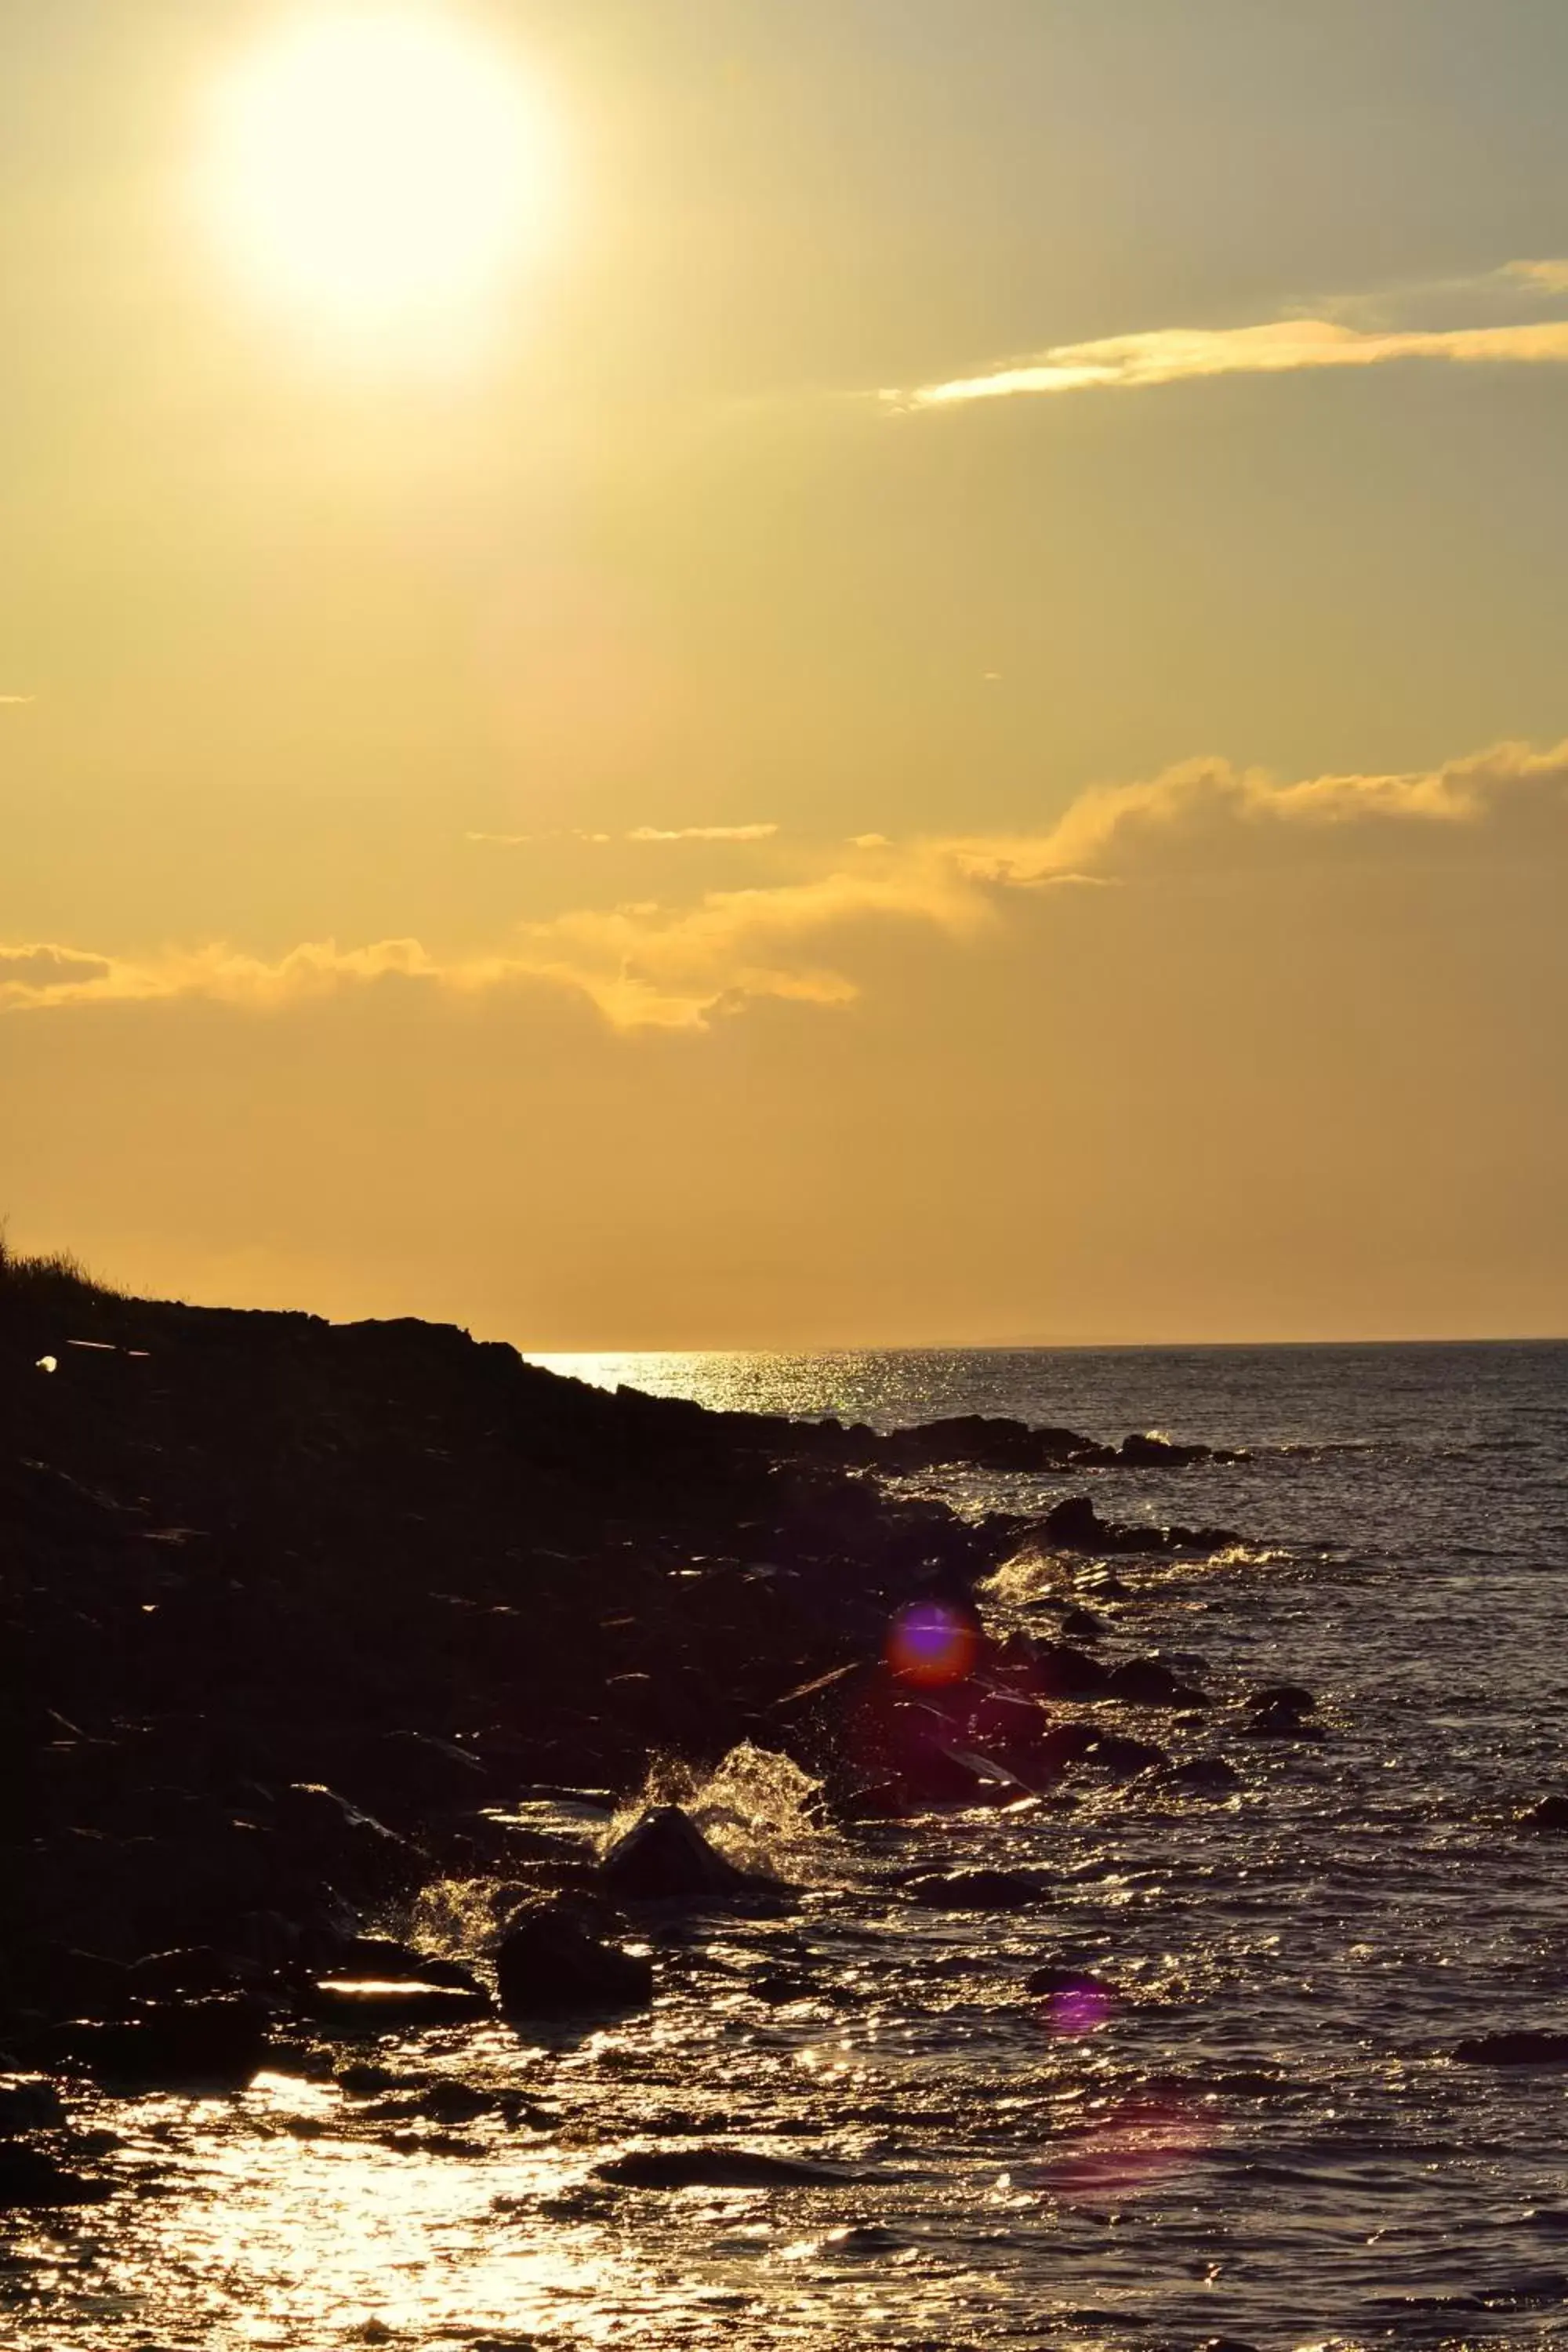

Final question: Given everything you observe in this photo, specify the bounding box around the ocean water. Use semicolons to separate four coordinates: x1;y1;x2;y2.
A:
11;1341;1568;2352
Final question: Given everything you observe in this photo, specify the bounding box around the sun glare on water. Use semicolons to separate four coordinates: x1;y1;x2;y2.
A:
201;9;564;357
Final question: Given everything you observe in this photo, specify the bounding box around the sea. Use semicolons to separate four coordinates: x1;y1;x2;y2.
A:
10;1340;1568;2352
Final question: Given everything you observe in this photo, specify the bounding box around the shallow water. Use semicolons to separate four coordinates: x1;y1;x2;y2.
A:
10;1341;1568;2352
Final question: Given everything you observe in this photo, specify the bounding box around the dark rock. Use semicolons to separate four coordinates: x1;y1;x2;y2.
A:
1059;1606;1105;1642
1243;1707;1327;1741
599;1806;770;1904
307;1978;490;2029
0;2146;111;2208
1116;1432;1212;1467
1024;1642;1112;1700
1249;1685;1316;1715
1040;1496;1236;1557
0;2077;66;2133
125;1945;238;1998
1105;1659;1210;1708
1087;1733;1169;1777
596;2147;855;2188
1156;1756;1241;1795
752;1969;818;2005
336;1937;482;1992
1042;1496;1118;1551
48;1996;270;2089
1025;1964;1116;2001
494;1907;653;2017
270;1784;425;1900
1454;2031;1568;2067
906;1869;1051;1911
1519;1795;1568;1833
1033;1721;1102;1774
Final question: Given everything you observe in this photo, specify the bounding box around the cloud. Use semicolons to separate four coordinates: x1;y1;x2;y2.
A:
10;739;1566;1031
0;946;111;989
625;823;779;844
1504;258;1568;294
465;823;779;848
887;309;1568;412
0;695;35;706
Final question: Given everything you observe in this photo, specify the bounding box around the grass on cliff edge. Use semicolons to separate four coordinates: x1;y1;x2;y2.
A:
0;1232;117;1305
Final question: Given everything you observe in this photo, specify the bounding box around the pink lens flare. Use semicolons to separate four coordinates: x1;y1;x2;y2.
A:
1048;2092;1209;2201
1047;1981;1112;2036
887;1601;978;1687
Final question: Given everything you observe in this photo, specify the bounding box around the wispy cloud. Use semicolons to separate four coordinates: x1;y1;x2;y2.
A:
625;823;779;844
887;286;1568;412
0;694;35;706
1504;258;1568;294
466;823;779;848
12;740;1566;1031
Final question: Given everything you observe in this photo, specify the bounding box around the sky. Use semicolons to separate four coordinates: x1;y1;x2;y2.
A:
3;0;1567;1345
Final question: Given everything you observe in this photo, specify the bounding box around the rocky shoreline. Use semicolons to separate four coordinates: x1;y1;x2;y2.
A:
5;1272;1296;2208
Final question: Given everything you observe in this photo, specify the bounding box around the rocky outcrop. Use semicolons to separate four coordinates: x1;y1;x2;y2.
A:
1037;1496;1240;1556
493;1905;653;2017
599;1806;779;1905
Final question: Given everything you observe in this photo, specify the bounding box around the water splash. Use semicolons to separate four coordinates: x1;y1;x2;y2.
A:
604;1741;831;1881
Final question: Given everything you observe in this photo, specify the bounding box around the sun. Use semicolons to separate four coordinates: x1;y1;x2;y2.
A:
201;9;564;352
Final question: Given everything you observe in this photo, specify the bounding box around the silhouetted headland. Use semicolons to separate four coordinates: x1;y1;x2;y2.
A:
5;1250;1260;2118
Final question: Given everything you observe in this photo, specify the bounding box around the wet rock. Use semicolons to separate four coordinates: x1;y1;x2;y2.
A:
1059;1606;1105;1642
1249;1685;1316;1715
1105;1659;1210;1708
307;1978;490;2029
906;1868;1051;1911
1116;1432;1220;1468
494;1906;653;2017
596;2147;856;2188
0;2146;111;2208
270;1784;425;1901
1243;1706;1327;1741
1033;1721;1101;1775
1519;1795;1568;1834
752;1969;818;2005
1088;1732;1170;1777
46;1996;270;2090
1156;1756;1241;1795
0;2076;66;2132
1454;2031;1568;2067
1022;1642;1112;1700
1024;1964;1116;2000
599;1805;772;1904
125;1945;239;1998
1040;1497;1239;1558
336;1937;483;1992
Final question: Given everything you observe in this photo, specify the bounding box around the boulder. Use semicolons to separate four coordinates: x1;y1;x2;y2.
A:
0;2077;66;2133
1454;2031;1568;2067
1024;1964;1116;2001
1156;1756;1241;1795
1243;1707;1327;1742
0;2147;111;2208
1519;1795;1568;1834
1249;1685;1316;1715
596;2147;855;2188
494;1906;653;2018
47;1996;270;2089
1106;1659;1210;1709
307;1978;489;2029
598;1805;766;1904
907;1868;1051;1911
1087;1732;1169;1777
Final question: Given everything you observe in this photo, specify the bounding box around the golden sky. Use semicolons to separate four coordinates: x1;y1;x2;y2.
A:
4;0;1567;1344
